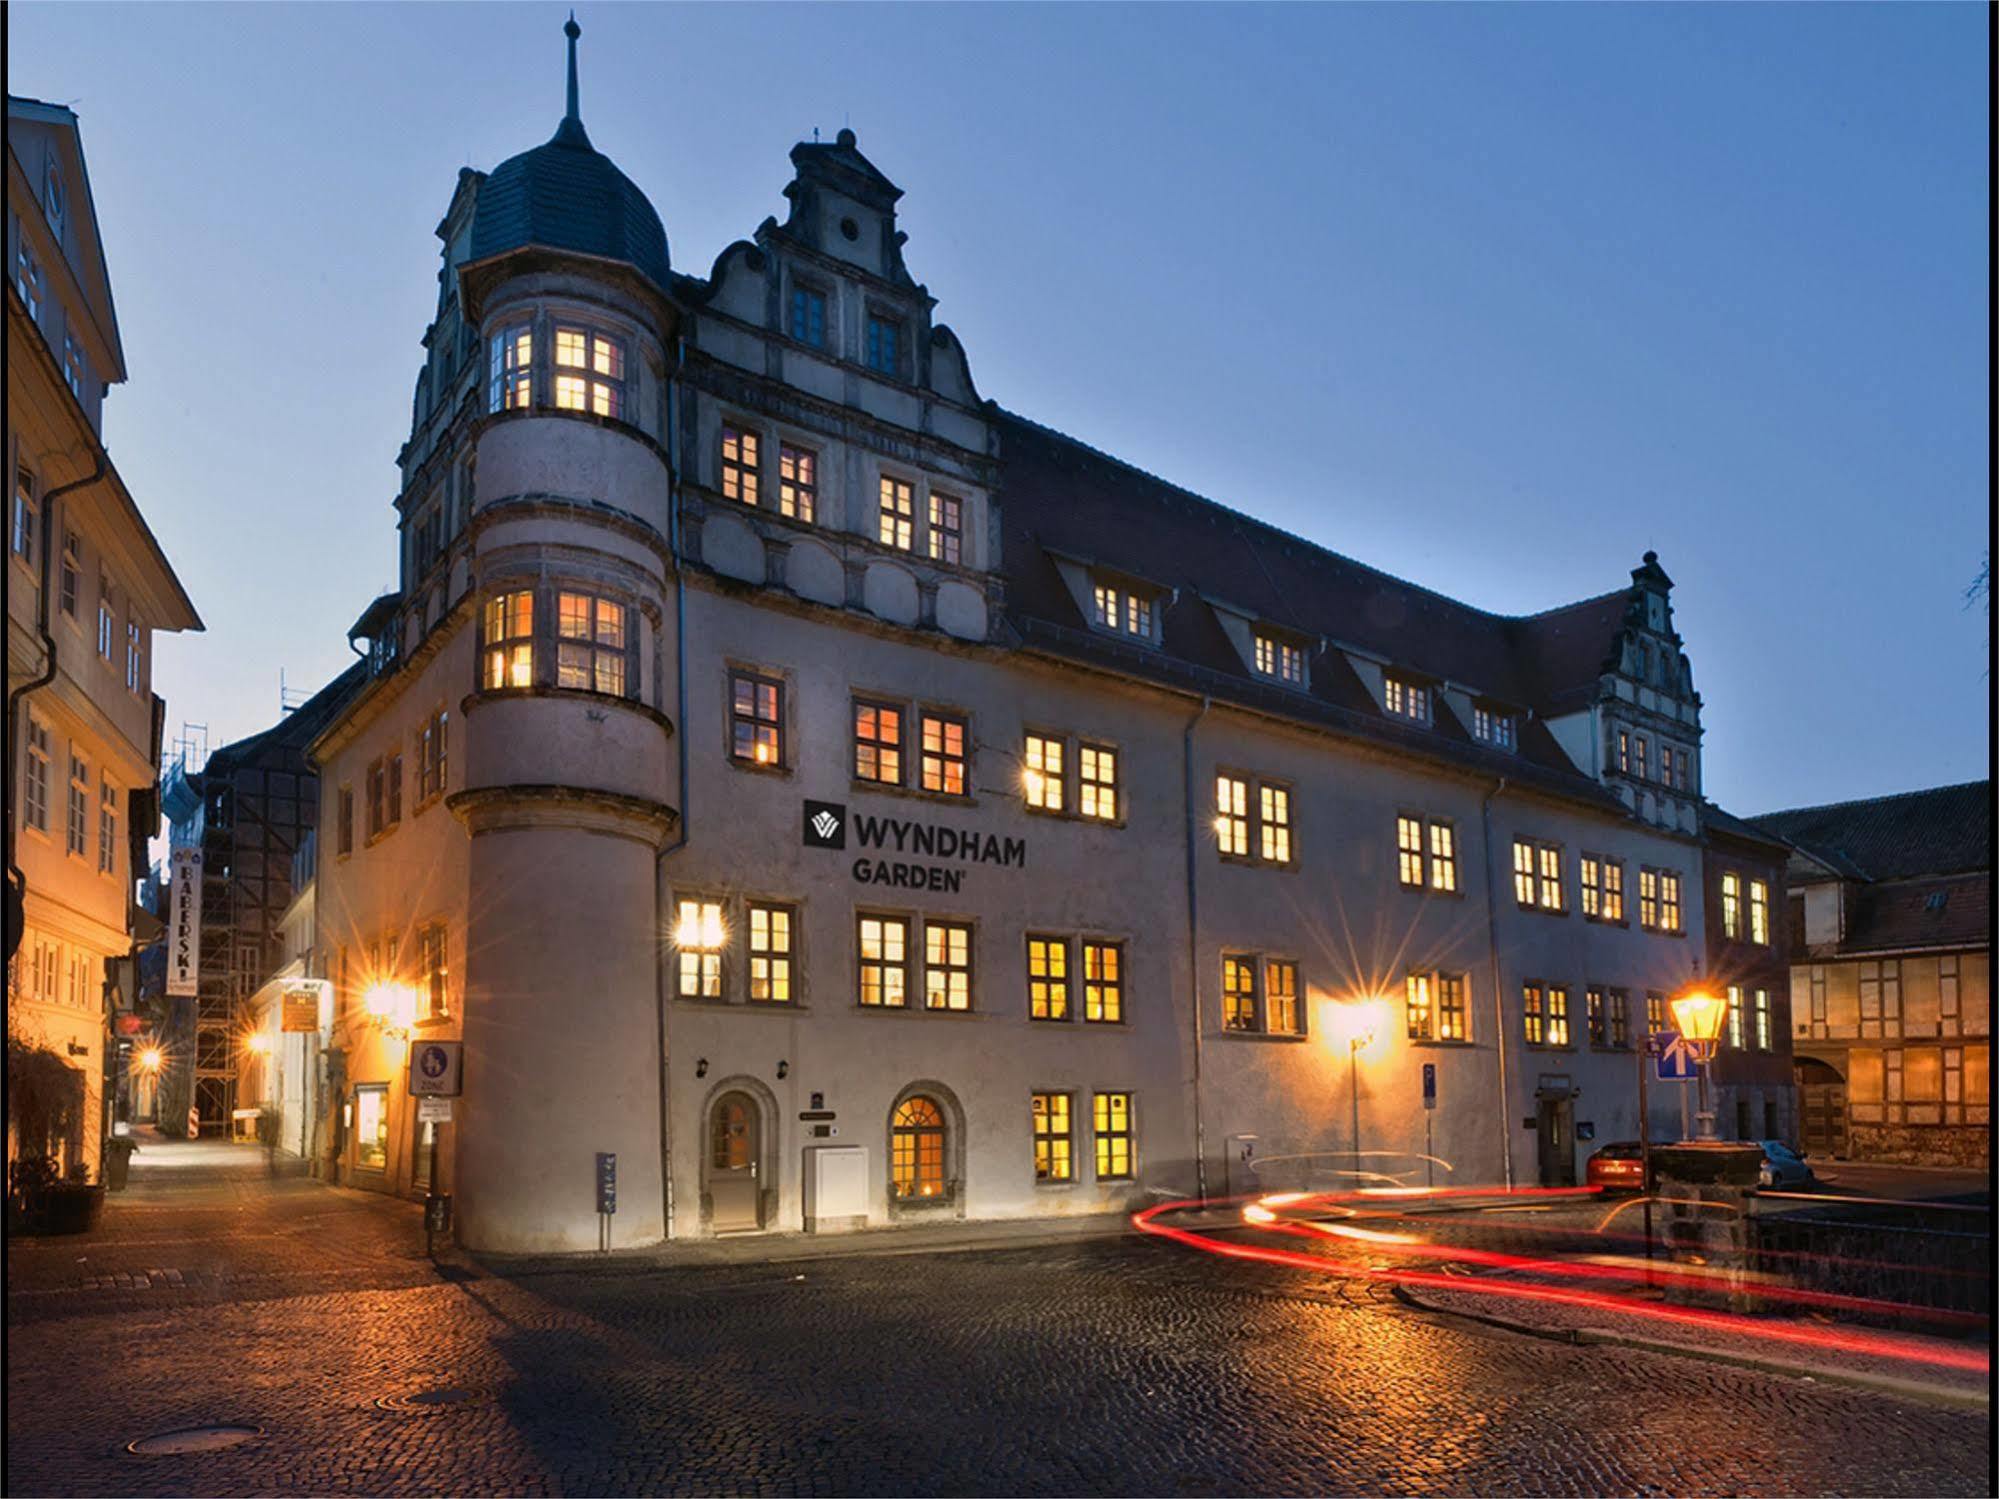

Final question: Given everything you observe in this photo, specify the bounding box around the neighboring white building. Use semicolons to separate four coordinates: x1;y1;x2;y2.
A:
310;24;1750;1253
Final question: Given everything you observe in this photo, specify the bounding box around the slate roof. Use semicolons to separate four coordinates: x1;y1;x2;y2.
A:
466;115;670;290
993;409;1652;811
1840;871;1991;955
1750;781;1991;882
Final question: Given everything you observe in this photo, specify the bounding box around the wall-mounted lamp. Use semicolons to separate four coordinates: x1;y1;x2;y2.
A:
695;1057;708;1078
776;1060;789;1080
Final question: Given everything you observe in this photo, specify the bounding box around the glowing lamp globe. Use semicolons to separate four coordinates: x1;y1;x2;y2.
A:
1670;989;1728;1046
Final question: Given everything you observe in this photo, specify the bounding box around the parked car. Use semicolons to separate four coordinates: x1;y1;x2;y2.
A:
1584;1141;1654;1193
1756;1139;1816;1190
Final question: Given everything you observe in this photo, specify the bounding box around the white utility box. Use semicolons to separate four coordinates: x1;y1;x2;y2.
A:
803;1144;869;1234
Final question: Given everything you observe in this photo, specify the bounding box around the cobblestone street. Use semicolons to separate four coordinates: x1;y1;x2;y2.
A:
5;1142;1990;1497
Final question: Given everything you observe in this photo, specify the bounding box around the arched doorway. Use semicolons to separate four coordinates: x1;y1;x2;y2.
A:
707;1091;763;1232
1795;1055;1846;1159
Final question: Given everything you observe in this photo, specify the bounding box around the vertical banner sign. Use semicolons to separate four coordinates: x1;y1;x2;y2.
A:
166;847;204;996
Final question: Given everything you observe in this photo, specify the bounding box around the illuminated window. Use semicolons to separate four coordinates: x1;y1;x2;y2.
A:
731;672;784;767
1634;736;1650;782
1523;982;1545;1045
487;326;532;411
778;444;816;522
1254;635;1305;685
97;776;116;874
1512;839;1536;907
417;922;449;1020
558;592;630;697
675;898;724;999
748;903;794;1003
1514;838;1564;911
1222;954;1259;1032
1078;743;1118;821
1093;1092;1134;1179
1647;990;1667;1035
866;314;902;377
924;920;973;1011
1721;872;1741;939
1024;734;1065;812
1397;816;1425;888
721;425;760;505
890;1095;945;1198
1428;821;1458;892
417;709;448;802
1027;935;1070;1020
58;529;78;617
878;476;914;550
788;285;827;347
66;754;89;856
928;492;963;565
920;713;968;796
1383;675;1430;723
1639;867;1682;933
1437;974;1468;1041
854;700;904;785
1266;959;1300;1035
552;325;624;418
1083;941;1123;1024
1753;988;1771;1051
1032;1092;1073;1182
858;915;909;1007
1546;986;1571;1047
1727;985;1745;1049
481;590;534;689
1215;775;1248;857
1616;729;1630;774
1406;972;1434;1040
1586;985;1608;1047
1473;707;1517;750
1538;846;1565;912
1091;583;1152;639
1253;784;1291;863
354;1085;389;1172
1748;880;1769;945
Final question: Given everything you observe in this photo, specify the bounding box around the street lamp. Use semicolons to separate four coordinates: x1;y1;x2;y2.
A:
1669;987;1729;1143
136;1046;164;1074
1329;999;1386;1172
361;982;418;1042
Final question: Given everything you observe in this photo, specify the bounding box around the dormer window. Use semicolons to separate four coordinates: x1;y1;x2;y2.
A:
552;326;625;419
788;284;828;348
1383;675;1430;724
1473;707;1517;751
488;326;532;411
1091;582;1153;640
1253;635;1305;686
865;313;903;377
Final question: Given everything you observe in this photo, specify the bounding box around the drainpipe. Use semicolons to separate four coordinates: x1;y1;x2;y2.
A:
7;449;106;951
1182;695;1211;1198
1479;775;1513;1189
654;336;689;1241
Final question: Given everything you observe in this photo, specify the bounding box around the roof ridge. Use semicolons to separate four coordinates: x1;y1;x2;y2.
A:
994;404;1635;630
1752;779;1991;821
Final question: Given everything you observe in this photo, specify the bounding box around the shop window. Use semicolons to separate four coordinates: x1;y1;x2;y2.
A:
354;1085;389;1172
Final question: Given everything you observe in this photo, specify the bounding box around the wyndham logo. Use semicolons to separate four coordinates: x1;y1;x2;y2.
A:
803;800;846;849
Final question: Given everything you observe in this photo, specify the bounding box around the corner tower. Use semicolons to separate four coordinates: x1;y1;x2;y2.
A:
447;17;681;1251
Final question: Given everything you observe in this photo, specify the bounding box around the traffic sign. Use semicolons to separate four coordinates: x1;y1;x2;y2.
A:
1421;1062;1437;1110
408;1041;463;1097
1655;1036;1702;1081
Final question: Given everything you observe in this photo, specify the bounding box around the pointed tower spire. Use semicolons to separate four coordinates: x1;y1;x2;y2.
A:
551;12;592;148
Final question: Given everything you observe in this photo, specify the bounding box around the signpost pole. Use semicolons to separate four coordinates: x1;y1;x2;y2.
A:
426;1126;440;1259
1637;1041;1653;1285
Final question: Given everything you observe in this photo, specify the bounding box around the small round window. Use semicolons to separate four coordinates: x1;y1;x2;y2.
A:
839;216;860;243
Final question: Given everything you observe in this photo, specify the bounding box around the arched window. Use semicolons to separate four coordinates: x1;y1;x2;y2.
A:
890;1096;946;1200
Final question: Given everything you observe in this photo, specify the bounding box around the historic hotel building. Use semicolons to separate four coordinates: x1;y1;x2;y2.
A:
309;26;1787;1252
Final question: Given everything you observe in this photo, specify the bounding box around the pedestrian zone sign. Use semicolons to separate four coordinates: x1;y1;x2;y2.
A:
409;1040;463;1097
1655;1036;1702;1081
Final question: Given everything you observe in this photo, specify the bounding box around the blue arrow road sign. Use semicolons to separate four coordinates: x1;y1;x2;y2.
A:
1656;1037;1702;1081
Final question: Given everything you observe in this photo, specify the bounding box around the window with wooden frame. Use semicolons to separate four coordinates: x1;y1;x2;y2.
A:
488;325;532;411
1266;959;1301;1035
857;914;909;1007
1753;988;1771;1051
365;759;385;840
416;922;449;1020
1083;941;1123;1023
1397;816;1426;888
777;443;816;521
1406;972;1434;1039
97;776;116;875
878;475;914;550
65;753;88;856
854;699;905;786
674;898;724;999
1513;838;1564;911
1093;1092;1135;1179
1091;582;1153;639
731;672;784;767
1727;985;1745;1049
1023;734;1065;813
1254;635;1305;685
1216;774;1249;857
747;903;795;1003
125;620;144;692
384;752;403;828
920;713;969;796
1437;973;1469;1041
1582;855;1619;922
1032;1092;1074;1183
923;920;973;1011
337;786;354;856
1398;814;1456;892
1383;675;1431;723
928;491;963;565
1546;985;1572;1046
1473;706;1517;750
1027;936;1070;1020
482;590;534;689
890;1095;947;1199
552;325;625;418
1647;990;1667;1035
1721;871;1742;939
1639;867;1682;933
557;592;631;697
1222;954;1260;1031
1523;981;1546;1045
721;425;759;505
1258;783;1294;863
1748;880;1770;945
1078;742;1118;821
1586;985;1609;1047
417;710;448;803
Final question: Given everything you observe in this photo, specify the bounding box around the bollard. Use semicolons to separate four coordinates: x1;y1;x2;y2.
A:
1652;1142;1763;1312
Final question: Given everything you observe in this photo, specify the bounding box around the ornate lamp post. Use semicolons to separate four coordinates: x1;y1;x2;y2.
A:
1669;987;1729;1143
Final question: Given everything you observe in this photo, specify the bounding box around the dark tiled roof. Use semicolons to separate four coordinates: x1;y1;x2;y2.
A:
993;409;1653;811
203;661;369;777
1750;781;1991;882
467;117;669;289
1841;871;1991;955
1702;800;1794;857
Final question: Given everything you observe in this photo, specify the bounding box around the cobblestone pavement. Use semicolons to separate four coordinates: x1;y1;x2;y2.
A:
6;1144;1991;1497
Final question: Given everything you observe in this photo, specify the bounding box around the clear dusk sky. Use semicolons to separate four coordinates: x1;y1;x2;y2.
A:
9;2;1990;821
